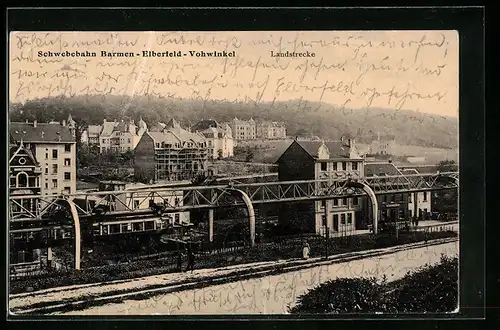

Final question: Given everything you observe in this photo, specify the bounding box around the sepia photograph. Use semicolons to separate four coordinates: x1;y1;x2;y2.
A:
8;29;460;316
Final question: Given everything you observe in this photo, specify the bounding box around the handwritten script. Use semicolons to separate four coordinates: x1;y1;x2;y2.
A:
10;31;458;117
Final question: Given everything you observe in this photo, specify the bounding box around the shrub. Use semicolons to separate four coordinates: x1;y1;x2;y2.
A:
289;255;458;314
289;278;387;314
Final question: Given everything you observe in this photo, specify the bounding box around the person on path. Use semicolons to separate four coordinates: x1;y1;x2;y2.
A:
185;245;195;273
176;251;183;272
302;240;310;259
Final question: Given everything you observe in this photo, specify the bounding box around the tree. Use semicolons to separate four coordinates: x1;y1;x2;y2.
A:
437;159;458;172
245;150;254;162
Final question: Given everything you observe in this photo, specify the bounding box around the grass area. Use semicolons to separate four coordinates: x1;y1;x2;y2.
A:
9;230;456;294
289;255;458;314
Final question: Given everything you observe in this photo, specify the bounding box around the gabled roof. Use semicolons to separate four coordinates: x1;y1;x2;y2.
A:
10;122;74;143
150;122;166;132
364;162;402;176
100;121;117;136
87;125;102;135
192;119;222;131
296;140;351;159
165;118;181;129
10;141;39;167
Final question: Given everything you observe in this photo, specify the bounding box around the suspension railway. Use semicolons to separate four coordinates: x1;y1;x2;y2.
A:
9;171;458;269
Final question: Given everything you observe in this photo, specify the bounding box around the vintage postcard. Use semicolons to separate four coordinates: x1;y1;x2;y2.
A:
8;30;459;316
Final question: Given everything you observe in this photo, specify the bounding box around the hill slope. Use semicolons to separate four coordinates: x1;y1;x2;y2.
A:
8;95;458;148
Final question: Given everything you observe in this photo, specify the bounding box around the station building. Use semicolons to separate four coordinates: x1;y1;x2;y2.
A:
276;138;364;235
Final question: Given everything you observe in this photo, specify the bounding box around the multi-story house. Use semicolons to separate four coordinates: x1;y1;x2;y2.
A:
228;117;256;140
370;133;397;155
9;135;43;264
191;119;234;159
99;119;140;153
256;120;287;139
276;137;364;236
81;124;103;147
10;120;77;198
134;118;209;183
363;162;412;229
82;118;147;153
399;168;432;219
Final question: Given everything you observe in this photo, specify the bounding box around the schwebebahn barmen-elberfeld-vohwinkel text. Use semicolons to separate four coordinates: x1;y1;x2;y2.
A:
37;50;238;58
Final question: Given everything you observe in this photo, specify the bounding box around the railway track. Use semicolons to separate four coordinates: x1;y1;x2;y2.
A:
9;236;458;315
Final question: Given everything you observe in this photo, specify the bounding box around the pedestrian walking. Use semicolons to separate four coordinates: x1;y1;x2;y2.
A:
302;240;310;259
176;251;183;272
185;245;195;273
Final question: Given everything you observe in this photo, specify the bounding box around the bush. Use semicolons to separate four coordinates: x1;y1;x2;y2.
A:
289;278;386;314
289;255;458;314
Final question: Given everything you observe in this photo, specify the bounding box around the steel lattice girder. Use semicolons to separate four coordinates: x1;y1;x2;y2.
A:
9;172;458;221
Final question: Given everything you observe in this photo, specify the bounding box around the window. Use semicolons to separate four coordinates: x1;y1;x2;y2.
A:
333;214;339;226
17;172;28;187
65;144;71;152
52;179;58;188
423;192;428;202
352;162;358;171
322;215;326;226
353;197;358;205
110;224;120;234
321;200;326;208
45;167;49;174
52;164;58;174
45;152;48;160
133;223;144;231
342;198;347;206
332;162;337;171
175;214;180;223
52;149;58;159
102;226;109;235
145;221;155;230
64;158;71;166
64;172;71;181
64;187;71;194
342;162;347;171
121;223;131;233
134;200;140;209
334;199;338;206
45;182;48;189
320;162;327;171
347;213;352;224
408;193;413;203
341;214;346;225
409;209;412;217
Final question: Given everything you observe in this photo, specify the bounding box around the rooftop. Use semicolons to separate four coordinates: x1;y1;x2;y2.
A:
364;162;403;177
10;122;74;143
296;140;351;159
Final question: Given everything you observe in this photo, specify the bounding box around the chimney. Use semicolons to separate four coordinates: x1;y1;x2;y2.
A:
103;119;107;123
378;132;380;141
33;120;37;128
25;119;28;123
41;131;45;138
62;120;66;126
340;136;344;142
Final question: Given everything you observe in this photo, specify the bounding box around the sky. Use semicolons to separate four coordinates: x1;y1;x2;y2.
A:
9;31;458;118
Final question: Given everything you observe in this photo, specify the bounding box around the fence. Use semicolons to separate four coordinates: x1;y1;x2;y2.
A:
9;221;458;282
